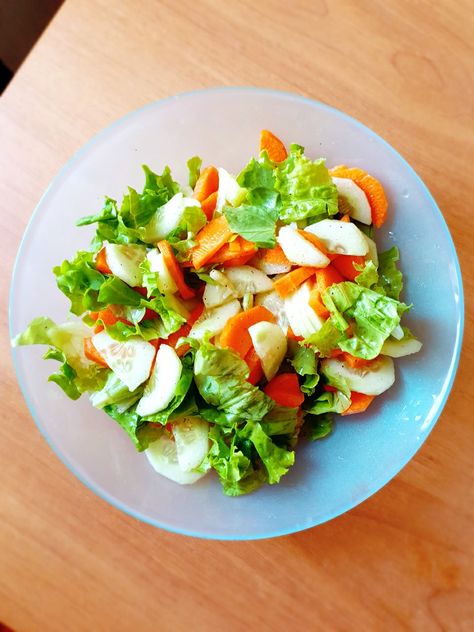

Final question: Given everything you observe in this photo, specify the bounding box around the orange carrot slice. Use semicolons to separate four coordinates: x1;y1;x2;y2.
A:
260;130;288;163
315;265;345;294
208;236;257;266
263;373;304;408
340;352;375;370
273;267;317;298
93;308;131;333
332;254;366;281
191;215;233;269
245;347;264;385
220;305;274;359
330;165;388;228
83;337;108;367
309;286;329;319
340;214;351;223
95;248;112;275
157;240;195;300
287;326;304;342
165;304;204;356
200;191;218;221
341;392;375;416
193;166;219;202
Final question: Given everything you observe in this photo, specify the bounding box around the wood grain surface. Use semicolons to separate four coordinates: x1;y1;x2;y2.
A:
1;1;473;630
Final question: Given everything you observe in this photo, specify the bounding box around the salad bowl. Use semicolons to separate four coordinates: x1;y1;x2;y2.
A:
10;87;463;539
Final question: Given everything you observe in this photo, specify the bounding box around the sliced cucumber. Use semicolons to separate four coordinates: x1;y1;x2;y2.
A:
305;219;369;256
224;265;273;296
173;417;210;472
136;345;182;416
104;243;147;287
278;226;330;267
140;193;202;243
248;321;287;381
255;290;289;333
364;235;379;266
146;249;178;293
189;299;241;340
332;177;372;225
320;355;395;396
381;337;422;358
92;331;156;391
146;430;206;485
284;281;324;338
215;168;247;214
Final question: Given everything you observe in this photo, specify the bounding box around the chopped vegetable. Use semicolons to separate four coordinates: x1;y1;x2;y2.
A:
341;392;375;416
263;373;304;408
260;129;288;163
330;165;388;228
157;240;195;300
193;166;219;202
191;215;233;269
273;267;317;298
220;305;274;358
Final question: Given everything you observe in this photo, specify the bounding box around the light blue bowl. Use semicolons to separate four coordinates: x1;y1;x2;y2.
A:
10;87;464;539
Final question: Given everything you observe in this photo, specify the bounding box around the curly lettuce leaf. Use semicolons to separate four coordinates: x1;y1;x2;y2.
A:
290;346;320;395
53;251;106;315
193;340;274;422
378;246;403;300
187;156;202;189
275;144;338;223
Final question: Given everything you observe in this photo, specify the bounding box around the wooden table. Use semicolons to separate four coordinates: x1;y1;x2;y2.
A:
1;1;473;629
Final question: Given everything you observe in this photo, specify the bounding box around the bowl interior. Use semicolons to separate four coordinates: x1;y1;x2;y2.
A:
10;88;463;539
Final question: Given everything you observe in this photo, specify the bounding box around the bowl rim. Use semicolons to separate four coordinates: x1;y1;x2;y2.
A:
9;86;465;540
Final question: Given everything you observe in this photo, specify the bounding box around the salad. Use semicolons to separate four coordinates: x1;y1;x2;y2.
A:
13;130;422;496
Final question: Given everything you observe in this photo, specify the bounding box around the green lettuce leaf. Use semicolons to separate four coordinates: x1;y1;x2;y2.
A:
193;340;274;421
12;317;108;399
102;405;162;451
243;422;295;485
323;282;408;359
304;316;345;357
275;145;338;223
303;412;334;441
304;390;351;415
187;156;202;189
53;251;106;315
260;406;299;437
90;372;143;409
378;246;403;300
290;346;320;395
225;154;280;247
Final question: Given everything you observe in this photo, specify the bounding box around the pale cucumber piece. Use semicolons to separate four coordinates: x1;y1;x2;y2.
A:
189;300;241;340
146;249;178;293
49;321;94;370
278;226;330;268
173;417;210;472
391;325;404;340
136;345;182;416
364;235;379;266
215;168;247;214
141;193;202;242
252;252;292;275
284;281;324;338
92;331;156;391
203;281;237;308
305;219;369;256
320;355;395;396
146;430;206;485
104;243;147;287
165;293;190;319
381;337;422;358
248;321;287;381
224;266;273;296
332;177;372;224
255;290;289;333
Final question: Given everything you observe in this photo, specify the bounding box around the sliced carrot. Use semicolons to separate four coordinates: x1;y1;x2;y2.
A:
341;392;375;416
330;348;344;358
273;267;317;298
193;166;219;202
323;384;338;393
150;339;162;350
340;214;351;223
95;248;112;275
157;240;195;300
245;347;264;385
165;304;204;356
83;337;108;367
257;244;292;268
191;215;234;269
208;236;257;266
200;191;218;221
263;373;304;408
220;305;274;359
287;326;304;342
93;308;131;333
341;352;375;370
142;308;159;321
309;286;329;319
330;165;388;228
260;130;288;163
297;229;335;259
315;265;345;294
332;254;366;281
222;252;256;267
